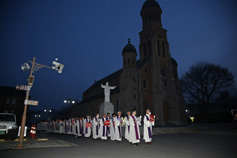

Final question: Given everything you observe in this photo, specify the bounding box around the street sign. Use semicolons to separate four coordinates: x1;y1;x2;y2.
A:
24;100;38;106
28;76;35;86
16;85;30;91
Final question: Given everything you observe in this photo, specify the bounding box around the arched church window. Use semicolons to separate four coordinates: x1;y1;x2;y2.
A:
164;79;167;87
162;42;166;58
157;40;160;56
143;43;147;59
160;69;165;76
143;79;146;88
148;40;152;57
133;58;135;64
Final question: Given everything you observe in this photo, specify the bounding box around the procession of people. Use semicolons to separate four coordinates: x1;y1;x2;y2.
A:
42;109;155;146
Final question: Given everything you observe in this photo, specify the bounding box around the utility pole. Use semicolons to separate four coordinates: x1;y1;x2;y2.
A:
16;57;64;149
16;57;35;149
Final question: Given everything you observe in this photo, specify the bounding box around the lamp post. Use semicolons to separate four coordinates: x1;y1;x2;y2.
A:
44;109;52;121
16;57;64;149
64;98;76;118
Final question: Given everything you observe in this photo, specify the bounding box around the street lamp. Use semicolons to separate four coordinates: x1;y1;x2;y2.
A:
35;114;41;118
16;57;64;149
44;109;52;121
64;98;76;118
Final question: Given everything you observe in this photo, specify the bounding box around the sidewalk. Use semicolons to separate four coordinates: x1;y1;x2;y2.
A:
0;132;77;150
153;123;237;135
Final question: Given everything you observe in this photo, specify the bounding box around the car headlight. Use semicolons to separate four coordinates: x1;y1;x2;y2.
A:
8;126;13;129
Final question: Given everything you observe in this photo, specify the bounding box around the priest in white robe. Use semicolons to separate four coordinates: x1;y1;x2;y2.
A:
93;113;100;140
64;120;68;134
53;120;57;133
129;110;140;146
106;113;111;137
72;118;77;136
84;116;92;137
100;114;108;141
74;118;80;137
62;120;66;134
59;120;64;134
125;111;131;141
143;109;155;144
67;119;72;134
110;113;116;141
78;117;84;136
115;111;123;141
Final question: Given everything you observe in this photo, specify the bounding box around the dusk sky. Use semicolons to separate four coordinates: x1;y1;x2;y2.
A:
1;0;236;111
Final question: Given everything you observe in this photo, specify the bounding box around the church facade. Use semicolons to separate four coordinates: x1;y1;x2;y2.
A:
71;0;186;125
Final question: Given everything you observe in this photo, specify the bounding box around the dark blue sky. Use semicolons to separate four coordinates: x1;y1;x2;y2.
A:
1;0;237;111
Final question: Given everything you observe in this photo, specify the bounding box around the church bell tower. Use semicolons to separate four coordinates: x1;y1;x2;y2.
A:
138;0;186;125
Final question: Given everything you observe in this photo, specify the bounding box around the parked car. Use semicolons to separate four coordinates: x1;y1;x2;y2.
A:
0;113;18;139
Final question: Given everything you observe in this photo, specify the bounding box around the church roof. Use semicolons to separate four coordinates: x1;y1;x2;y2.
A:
141;0;161;10
84;69;122;93
83;58;148;94
171;57;178;66
122;39;137;54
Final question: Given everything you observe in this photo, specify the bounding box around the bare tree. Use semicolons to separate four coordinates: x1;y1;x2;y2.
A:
180;62;235;122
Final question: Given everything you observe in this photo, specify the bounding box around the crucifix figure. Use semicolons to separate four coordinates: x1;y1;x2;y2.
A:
101;82;116;103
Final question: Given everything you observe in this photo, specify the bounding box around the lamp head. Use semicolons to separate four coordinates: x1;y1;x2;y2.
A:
21;62;30;71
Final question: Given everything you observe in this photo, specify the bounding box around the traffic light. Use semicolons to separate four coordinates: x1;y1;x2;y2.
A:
52;61;64;73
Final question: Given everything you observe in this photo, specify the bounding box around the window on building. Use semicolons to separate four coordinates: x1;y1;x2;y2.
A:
162;42;166;58
157;40;160;56
148;40;152;57
143;79;146;88
12;98;16;104
133;58;135;64
164;79;167;87
143;43;147;59
128;58;130;64
133;77;136;82
134;94;136;99
144;69;147;73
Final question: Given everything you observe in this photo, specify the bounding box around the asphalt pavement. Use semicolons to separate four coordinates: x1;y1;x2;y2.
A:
1;130;236;158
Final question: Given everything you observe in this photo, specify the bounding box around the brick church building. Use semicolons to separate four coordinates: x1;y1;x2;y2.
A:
71;0;186;125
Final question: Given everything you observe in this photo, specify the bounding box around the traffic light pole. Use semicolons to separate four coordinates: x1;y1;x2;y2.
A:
16;57;35;149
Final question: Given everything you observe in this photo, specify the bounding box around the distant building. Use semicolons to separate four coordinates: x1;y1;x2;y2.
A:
0;86;26;125
71;0;186;125
27;109;58;125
